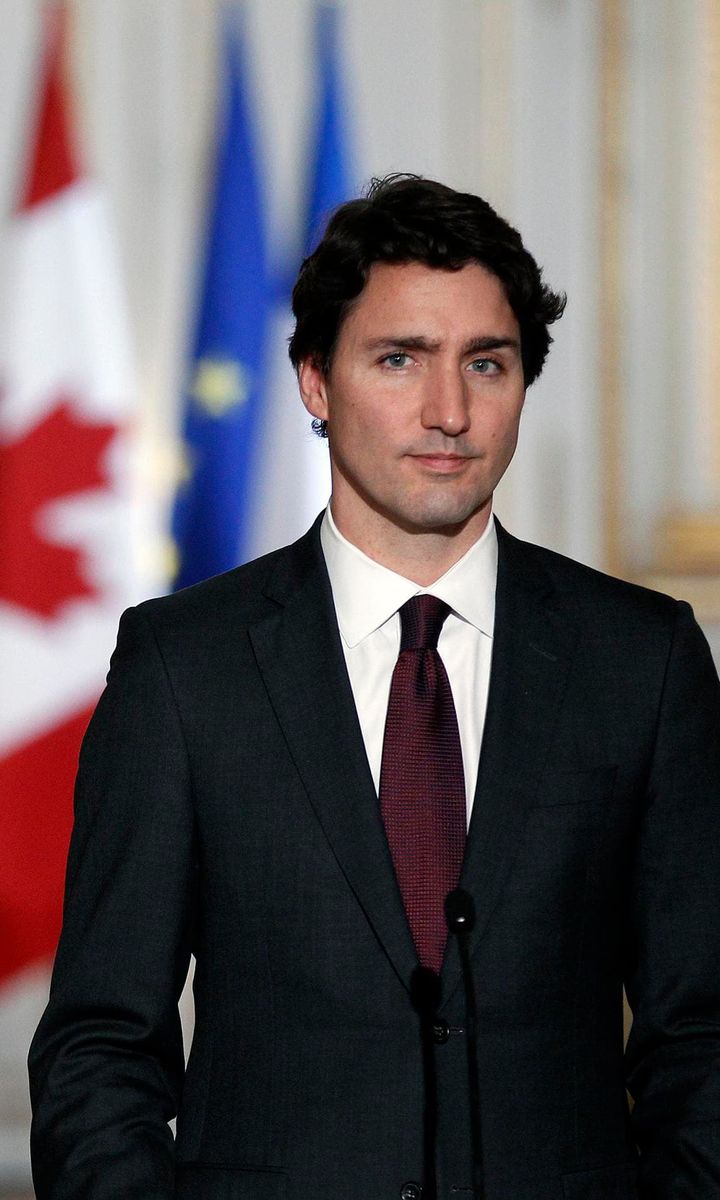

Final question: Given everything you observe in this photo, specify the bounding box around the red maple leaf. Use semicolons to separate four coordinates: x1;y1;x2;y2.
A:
0;399;118;618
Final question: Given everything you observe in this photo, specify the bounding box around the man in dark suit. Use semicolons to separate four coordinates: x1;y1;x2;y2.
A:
29;176;720;1200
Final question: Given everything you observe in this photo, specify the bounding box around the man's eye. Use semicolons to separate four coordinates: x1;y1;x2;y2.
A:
469;358;500;375
381;352;411;369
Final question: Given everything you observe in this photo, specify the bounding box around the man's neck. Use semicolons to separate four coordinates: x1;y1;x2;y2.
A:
328;501;493;586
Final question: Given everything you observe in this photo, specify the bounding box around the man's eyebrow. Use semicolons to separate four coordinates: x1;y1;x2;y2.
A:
462;335;521;355
363;336;441;352
362;334;521;355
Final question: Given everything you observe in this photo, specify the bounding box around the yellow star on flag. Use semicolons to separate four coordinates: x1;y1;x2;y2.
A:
190;357;251;416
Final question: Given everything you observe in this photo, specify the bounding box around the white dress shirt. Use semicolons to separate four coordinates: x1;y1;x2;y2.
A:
320;506;497;824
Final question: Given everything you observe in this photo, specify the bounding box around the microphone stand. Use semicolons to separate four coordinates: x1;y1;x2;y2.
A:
445;888;484;1198
410;966;441;1200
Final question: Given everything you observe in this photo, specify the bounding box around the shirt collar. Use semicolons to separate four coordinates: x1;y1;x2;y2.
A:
320;504;497;648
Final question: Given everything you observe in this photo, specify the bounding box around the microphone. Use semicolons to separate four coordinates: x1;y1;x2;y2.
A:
445;888;484;1198
445;887;476;937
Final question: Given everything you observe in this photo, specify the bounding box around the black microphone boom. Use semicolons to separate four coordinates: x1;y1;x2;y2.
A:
445;888;484;1198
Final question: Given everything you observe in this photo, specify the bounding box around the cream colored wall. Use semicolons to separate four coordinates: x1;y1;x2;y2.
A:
598;0;720;654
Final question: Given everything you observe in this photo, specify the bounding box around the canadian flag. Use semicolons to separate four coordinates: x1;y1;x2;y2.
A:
0;6;138;993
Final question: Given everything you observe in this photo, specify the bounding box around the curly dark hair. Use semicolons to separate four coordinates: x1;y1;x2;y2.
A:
289;174;566;436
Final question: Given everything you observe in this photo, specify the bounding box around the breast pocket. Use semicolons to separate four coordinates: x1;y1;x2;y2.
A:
533;764;618;808
521;766;618;887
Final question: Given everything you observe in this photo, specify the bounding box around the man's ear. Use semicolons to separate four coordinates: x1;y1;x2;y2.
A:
298;358;329;423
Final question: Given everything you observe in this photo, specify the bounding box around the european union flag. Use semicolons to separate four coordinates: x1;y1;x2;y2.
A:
304;3;355;256
242;3;355;563
172;8;270;588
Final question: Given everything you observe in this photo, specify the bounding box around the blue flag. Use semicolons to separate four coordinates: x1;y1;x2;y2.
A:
172;9;269;588
303;3;354;257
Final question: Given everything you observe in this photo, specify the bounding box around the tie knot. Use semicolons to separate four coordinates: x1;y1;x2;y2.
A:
399;594;450;651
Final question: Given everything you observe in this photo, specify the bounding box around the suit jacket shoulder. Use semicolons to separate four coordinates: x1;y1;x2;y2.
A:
137;514;327;637
495;519;688;645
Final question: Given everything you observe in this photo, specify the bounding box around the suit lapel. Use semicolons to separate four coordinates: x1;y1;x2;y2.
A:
248;521;419;992
442;524;581;1005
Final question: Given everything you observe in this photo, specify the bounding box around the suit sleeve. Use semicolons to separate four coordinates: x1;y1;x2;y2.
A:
624;600;720;1197
28;605;196;1200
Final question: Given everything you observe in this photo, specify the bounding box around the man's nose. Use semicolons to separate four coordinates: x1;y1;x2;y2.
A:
420;366;471;435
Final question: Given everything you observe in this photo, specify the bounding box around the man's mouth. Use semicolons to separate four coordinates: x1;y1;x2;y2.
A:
408;452;472;472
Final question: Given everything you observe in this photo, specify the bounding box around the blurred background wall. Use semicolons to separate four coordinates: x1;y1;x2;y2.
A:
1;0;719;1191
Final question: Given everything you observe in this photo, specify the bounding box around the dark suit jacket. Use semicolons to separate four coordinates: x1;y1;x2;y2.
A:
29;517;720;1200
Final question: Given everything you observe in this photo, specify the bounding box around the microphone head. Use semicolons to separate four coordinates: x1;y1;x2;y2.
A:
444;888;476;935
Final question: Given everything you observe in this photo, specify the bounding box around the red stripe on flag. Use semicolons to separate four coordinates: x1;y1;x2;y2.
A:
0;705;93;982
20;4;79;211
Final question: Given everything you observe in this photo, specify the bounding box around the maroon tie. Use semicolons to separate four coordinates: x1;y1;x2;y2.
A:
379;594;466;974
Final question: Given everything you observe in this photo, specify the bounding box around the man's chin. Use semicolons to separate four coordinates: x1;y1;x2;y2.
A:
392;497;492;537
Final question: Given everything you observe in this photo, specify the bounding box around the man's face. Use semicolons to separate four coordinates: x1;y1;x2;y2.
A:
299;260;526;555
